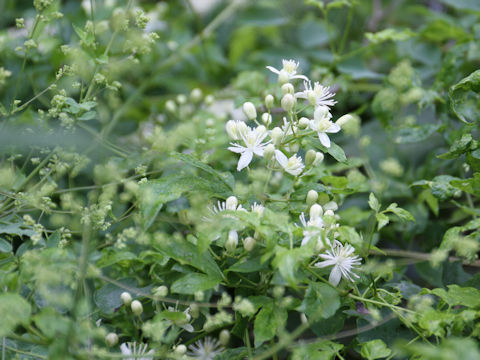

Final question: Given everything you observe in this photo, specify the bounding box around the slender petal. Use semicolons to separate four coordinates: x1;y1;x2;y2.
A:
237;150;253;171
318;132;331;148
327;123;341;133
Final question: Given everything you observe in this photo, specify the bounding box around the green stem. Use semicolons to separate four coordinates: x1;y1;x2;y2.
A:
338;4;354;55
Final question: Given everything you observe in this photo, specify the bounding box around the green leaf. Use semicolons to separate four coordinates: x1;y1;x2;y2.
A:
171;273;221;295
272;246;311;286
430;175;460;201
0;293;32;337
154;235;223;280
366;28;415;44
376;213;389;230
326;142;348;163
172;152;234;190
421;19;470;43
383;203;415;222
226;256;267;273
439;0;480;11
94;278;152;314
291;340;343;360
253;301;287;347
368;193;380;212
360;339;392;360
393;124;440;144
298;283;341;320
0;237;12;252
438;133;475;159
322;175;348;189
449;70;480;123
77;110;96;121
33;308;69;339
428;285;480;308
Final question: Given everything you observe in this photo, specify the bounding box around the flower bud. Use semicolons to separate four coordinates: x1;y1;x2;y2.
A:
278;70;289;85
256;125;267;136
176;94;187;104
194;291;204;301
281;94;295;112
313;152;324;166
261;112;272;126
154;285;168;297
281;83;294;95
206;118;215;127
105;332;118;347
264;144;275;162
298;117;310;129
165;99;176;113
336;114;353;128
205;94;215;105
271;127;283;146
305;149;316;166
310;204;323;219
242;102;257;120
306;190;318;206
190;303;199;318
226;230;238;252
324;209;335;217
324;201;338;211
265;94;274;109
131;300;143;316
190;88;203;103
120;292;132;306
289;143;300;153
174;344;187;356
273;286;285;298
219;329;230;346
225;196;238;210
243;236;256;252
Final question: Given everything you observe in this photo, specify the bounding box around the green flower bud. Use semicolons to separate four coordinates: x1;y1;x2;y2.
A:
306;190;318;206
313;152;324;166
131;300;143;316
225;230;238;252
120;292;132;306
271;127;283;146
281;93;295;112
190;88;203;103
176;94;187;104
154;285;168;297
281;83;294;95
265;94;274;109
242;236;256;252
174;344;187;356
190;303;199;318
261;112;272;126
264;144;275;162
273;286;285;298
165;100;176;113
298;117;310;129
205;94;214;105
242;102;257;120
310;204;323;219
219;329;230;346
105;332;118;347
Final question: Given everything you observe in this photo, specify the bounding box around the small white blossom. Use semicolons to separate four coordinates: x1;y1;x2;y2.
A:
298;204;325;246
296;81;337;108
187;337;224;360
225;120;248;140
309;106;341;148
275;150;304;176
251;202;265;217
120;342;154;360
228;126;270;171
266;59;308;83
210;196;244;215
314;240;361;286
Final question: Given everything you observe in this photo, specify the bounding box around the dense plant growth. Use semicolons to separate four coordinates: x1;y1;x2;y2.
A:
0;0;480;359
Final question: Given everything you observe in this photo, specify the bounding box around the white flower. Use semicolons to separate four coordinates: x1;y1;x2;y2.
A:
225;120;248;140
275;150;304;176
120;342;154;360
187;337;224;360
296;81;337;108
228;126;270;171
266;59;309;83
298;204;325;246
314;240;361;286
251;202;265;217
308;106;341;148
165;306;194;333
210;196;244;215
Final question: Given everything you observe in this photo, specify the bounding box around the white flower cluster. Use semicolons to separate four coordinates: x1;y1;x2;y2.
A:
222;59;361;286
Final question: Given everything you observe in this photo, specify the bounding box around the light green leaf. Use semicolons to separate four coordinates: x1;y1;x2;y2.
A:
383;203;415;222
368;193;380;212
0;293;32;337
171;273;221;295
366;28;415;44
376;213;389;230
298;283;340;320
253;301;287;347
360;339;392;360
428;285;480;308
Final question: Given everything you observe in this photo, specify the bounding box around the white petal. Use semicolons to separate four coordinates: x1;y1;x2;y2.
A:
237;150;253;171
291;74;309;81
328;266;342;286
275;150;288;167
315;259;336;268
318;132;331;148
327;123;341;133
253;147;264;156
120;343;132;355
228;145;245;153
266;66;280;75
301;236;311;246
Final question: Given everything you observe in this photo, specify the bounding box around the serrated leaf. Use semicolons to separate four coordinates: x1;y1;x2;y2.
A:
298;283;340;320
383;203;415;222
368;193;380;212
253;301;287;347
449;70;480;123
366;28;415;44
437;133;474;159
427;285;480;308
360;339;392;360
376;213;389;230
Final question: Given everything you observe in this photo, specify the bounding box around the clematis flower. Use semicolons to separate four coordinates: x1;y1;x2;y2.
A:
266;59;309;84
295;80;337;108
120;342;154;360
308;106;341;148
298;204;325;246
228;126;270;171
314;240;361;286
275;150;304;176
187;337;224;360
